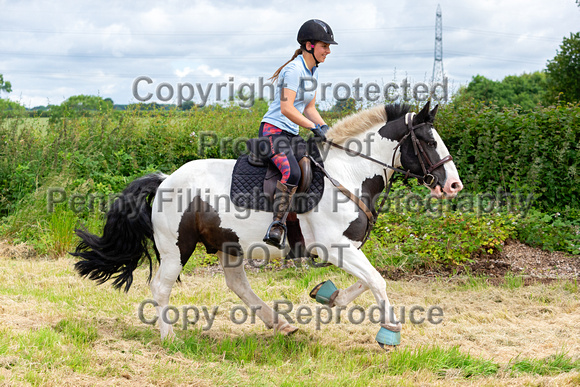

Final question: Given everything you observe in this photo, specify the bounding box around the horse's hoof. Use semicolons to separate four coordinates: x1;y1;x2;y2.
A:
375;326;401;347
309;280;339;307
377;342;397;351
279;324;299;336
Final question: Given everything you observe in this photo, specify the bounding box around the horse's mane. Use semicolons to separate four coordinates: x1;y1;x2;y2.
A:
327;103;411;144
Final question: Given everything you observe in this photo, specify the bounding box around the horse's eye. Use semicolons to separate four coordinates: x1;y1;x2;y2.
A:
428;141;437;148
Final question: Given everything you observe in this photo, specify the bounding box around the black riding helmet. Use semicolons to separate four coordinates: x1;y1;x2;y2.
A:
297;19;337;67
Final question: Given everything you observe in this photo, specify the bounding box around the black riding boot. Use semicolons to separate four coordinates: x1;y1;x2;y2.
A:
263;181;297;249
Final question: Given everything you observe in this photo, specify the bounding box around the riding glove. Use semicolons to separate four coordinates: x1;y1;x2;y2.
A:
311;124;330;142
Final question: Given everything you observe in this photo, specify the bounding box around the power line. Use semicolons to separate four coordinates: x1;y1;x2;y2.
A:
444;26;562;42
0;49;433;60
445;50;546;65
0;26;433;37
0;25;559;40
0;51;547;81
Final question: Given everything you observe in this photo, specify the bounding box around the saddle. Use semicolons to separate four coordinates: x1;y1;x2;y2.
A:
230;137;325;213
230;137;325;259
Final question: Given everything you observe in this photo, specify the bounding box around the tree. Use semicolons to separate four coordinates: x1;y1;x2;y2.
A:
180;101;195;111
49;95;114;121
0;74;12;96
63;95;113;112
453;72;548;110
546;32;580;103
0;99;25;115
332;97;359;114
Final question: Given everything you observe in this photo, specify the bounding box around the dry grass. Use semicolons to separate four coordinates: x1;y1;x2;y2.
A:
0;254;578;386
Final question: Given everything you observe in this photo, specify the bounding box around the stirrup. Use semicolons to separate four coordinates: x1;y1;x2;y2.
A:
263;220;288;249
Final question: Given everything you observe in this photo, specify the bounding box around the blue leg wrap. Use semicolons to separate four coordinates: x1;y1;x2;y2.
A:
309;280;339;306
375;326;401;347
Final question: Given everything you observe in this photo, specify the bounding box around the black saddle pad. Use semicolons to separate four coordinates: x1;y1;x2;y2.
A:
230;138;325;213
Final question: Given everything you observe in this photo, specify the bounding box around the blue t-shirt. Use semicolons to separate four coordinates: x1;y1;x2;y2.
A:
262;55;318;135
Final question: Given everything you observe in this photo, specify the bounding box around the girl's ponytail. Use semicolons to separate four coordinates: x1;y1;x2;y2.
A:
269;48;302;82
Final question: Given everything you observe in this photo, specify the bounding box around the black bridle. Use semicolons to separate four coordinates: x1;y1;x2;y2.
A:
326;112;453;189
394;112;453;189
312;112;454;247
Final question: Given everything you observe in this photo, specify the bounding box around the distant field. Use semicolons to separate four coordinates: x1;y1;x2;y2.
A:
0;254;578;386
1;117;49;134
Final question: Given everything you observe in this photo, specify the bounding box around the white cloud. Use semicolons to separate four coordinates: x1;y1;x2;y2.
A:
140;7;171;32
1;0;579;107
175;65;223;79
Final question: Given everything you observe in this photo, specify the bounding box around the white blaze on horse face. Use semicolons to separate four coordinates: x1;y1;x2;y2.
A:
431;129;463;197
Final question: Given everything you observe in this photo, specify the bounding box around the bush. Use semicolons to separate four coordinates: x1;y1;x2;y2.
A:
514;209;580;254
363;181;518;268
436;99;580;215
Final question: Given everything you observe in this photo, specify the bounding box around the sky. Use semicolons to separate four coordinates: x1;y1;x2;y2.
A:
1;0;579;109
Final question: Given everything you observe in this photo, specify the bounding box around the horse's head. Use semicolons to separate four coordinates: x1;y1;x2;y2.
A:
380;101;463;198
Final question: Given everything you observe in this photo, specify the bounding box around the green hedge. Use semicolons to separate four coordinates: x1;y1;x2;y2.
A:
0;103;268;216
435;100;580;216
1;100;578;259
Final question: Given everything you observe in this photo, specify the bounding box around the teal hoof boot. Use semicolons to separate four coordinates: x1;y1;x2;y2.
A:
309;280;339;307
376;326;401;349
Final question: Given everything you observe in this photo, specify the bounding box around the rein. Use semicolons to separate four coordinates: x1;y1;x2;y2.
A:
323;141;423;180
312;112;453;248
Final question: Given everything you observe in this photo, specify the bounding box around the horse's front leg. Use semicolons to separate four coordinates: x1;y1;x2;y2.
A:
312;242;402;347
217;251;298;335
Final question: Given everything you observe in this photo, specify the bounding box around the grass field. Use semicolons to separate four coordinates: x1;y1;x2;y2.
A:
0;254;578;386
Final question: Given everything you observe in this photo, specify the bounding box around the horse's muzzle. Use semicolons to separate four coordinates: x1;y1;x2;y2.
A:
429;176;463;198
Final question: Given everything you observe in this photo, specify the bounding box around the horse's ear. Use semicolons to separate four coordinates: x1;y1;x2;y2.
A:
428;104;439;122
417;101;431;122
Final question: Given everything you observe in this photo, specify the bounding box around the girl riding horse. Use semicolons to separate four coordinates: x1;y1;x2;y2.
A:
260;19;336;248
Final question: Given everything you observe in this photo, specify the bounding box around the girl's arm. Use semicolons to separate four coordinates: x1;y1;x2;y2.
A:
280;88;322;129
303;92;326;127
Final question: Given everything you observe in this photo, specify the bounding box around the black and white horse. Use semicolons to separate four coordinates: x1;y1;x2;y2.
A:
72;102;463;348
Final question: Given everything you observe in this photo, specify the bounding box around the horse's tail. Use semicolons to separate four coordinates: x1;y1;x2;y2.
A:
71;172;167;292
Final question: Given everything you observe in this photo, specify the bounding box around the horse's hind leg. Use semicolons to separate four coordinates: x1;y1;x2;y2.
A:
150;238;183;340
217;251;298;335
333;280;369;308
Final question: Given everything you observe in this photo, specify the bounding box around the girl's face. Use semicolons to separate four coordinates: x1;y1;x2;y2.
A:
308;41;331;63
